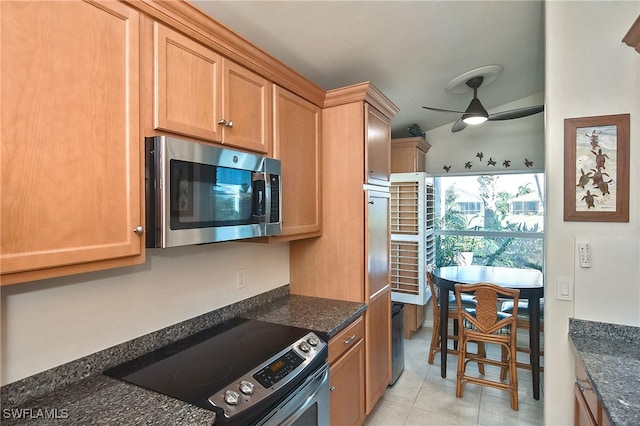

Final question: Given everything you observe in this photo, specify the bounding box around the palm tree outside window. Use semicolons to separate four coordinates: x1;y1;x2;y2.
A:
434;173;544;270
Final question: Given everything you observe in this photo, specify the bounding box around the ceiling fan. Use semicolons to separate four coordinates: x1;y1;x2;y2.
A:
422;75;544;133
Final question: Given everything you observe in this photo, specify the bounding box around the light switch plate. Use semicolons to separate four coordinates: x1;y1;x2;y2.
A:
556;276;573;301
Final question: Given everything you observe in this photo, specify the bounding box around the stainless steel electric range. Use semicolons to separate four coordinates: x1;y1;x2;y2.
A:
105;318;329;425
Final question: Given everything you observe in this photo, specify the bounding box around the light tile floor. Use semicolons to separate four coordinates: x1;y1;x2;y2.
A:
364;325;544;426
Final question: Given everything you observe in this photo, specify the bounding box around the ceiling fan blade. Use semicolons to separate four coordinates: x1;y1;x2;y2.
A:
451;117;467;133
488;105;544;121
422;106;467;114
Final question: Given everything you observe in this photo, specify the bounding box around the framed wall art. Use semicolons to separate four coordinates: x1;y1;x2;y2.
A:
564;113;630;222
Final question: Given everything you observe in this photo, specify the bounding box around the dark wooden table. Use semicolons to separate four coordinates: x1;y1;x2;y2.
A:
431;265;544;400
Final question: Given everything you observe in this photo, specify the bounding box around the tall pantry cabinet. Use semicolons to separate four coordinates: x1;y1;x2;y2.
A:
290;82;399;417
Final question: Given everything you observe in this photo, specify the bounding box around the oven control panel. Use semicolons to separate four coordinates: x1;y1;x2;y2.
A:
208;332;326;420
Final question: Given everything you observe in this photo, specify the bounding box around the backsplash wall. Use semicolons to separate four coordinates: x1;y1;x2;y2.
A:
0;242;290;385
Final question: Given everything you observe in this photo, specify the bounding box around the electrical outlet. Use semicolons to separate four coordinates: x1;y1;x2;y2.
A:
237;269;246;289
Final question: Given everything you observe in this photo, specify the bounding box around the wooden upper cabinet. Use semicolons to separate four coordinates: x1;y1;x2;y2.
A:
154;22;223;142
623;15;640;53
365;104;391;187
1;0;143;285
154;23;271;153
223;60;272;153
391;136;431;173
272;86;322;239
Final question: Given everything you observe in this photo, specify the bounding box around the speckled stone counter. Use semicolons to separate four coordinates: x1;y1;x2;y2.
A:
569;318;640;426
0;287;365;425
241;294;367;340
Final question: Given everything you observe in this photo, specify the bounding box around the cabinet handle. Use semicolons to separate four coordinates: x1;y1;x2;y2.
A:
330;386;336;392
576;379;591;392
217;119;234;128
343;334;356;345
369;169;374;173
368;201;374;204
133;226;144;235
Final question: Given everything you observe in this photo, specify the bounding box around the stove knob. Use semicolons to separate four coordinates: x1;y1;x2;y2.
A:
298;341;311;353
239;380;254;395
224;390;240;405
307;336;319;347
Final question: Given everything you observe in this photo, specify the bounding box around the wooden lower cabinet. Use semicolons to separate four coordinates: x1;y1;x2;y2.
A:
365;289;392;413
329;316;366;426
574;356;612;426
404;303;427;339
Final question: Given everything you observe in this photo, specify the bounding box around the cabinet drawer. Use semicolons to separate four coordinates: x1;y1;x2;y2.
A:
329;316;364;363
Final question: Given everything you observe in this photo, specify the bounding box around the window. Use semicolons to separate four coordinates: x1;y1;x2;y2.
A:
434;173;544;270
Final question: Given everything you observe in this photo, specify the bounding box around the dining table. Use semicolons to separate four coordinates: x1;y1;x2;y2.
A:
431;265;544;400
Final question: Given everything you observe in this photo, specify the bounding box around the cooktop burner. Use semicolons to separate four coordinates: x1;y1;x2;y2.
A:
105;317;327;422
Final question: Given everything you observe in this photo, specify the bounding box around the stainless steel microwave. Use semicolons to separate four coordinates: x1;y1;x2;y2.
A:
145;136;282;248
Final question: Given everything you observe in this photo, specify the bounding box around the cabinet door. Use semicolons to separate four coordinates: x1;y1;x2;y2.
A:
1;0;143;284
575;383;597;426
365;104;391;186
365;288;391;414
367;190;390;297
273;86;322;239
223;60;271;153
330;339;365;426
154;23;223;142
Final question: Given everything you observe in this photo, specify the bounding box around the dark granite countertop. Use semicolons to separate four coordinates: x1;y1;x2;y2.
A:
569;319;640;426
241;294;367;340
1;289;365;425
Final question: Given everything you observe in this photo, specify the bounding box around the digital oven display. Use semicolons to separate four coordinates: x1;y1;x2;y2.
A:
253;350;305;388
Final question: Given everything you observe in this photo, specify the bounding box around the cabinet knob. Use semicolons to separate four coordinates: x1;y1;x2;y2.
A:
368;201;375;205
133;226;144;235
217;119;234;128
329;386;336;392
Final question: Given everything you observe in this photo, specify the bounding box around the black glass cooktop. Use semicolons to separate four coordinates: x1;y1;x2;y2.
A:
105;318;317;411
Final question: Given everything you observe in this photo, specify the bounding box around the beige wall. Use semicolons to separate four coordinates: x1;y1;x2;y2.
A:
1;242;290;385
545;2;640;426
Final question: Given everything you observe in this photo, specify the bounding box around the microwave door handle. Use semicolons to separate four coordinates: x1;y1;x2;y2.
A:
253;178;266;217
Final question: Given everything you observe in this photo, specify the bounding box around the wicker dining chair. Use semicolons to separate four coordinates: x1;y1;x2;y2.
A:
454;282;520;411
426;271;477;365
500;299;545;372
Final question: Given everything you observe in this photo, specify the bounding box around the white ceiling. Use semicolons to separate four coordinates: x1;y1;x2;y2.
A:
190;1;545;138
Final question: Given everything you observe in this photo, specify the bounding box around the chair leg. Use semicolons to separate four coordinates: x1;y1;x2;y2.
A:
456;337;466;398
453;319;459;350
500;345;508;381
509;345;519;411
477;342;485;375
428;314;440;364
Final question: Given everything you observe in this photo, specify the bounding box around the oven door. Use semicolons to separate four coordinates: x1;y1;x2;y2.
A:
256;363;329;426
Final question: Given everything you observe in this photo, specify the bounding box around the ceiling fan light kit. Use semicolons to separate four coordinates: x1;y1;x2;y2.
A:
461;96;489;125
462;114;488;125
